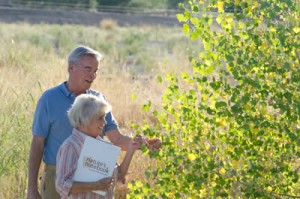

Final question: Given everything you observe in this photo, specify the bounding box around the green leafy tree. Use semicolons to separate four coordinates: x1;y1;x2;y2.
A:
128;0;299;198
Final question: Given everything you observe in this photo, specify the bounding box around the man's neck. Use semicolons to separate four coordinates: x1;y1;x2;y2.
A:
66;81;86;96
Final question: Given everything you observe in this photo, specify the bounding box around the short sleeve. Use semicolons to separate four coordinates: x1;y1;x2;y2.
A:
103;112;118;135
91;91;119;135
32;94;50;137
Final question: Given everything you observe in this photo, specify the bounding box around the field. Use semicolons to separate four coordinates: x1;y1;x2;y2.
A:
2;2;299;197
0;21;200;198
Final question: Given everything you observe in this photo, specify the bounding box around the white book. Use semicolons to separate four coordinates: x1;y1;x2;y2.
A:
73;136;121;196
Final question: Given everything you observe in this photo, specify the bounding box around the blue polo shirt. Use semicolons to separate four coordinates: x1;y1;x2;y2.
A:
32;82;118;165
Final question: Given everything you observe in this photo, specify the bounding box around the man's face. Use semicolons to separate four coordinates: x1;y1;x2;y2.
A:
70;54;99;91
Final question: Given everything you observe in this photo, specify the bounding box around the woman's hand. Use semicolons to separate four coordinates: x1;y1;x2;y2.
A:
96;177;113;191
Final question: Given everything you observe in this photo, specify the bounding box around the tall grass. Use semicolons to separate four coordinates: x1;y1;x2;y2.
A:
0;22;201;198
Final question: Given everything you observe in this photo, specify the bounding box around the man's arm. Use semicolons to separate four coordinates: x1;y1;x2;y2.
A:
105;129;132;151
27;136;45;199
117;141;139;182
106;129;162;151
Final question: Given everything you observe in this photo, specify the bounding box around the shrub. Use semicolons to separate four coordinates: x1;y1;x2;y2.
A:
99;19;118;30
128;0;300;198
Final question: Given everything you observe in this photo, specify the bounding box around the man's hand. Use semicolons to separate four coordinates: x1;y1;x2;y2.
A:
145;137;162;151
134;135;162;151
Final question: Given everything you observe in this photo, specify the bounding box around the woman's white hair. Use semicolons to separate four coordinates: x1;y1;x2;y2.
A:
67;94;111;128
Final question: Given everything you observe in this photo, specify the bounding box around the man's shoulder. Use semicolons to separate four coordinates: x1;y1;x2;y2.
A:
88;89;107;101
38;83;65;103
88;88;101;96
42;83;64;96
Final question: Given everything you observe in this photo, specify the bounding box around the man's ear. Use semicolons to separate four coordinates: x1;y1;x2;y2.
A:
69;64;75;72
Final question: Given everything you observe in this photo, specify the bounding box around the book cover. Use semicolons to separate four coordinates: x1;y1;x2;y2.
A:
73;136;121;196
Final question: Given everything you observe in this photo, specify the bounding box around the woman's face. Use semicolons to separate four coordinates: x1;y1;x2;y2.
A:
84;114;106;138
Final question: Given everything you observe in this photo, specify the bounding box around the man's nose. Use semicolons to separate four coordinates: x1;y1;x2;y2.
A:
90;72;97;78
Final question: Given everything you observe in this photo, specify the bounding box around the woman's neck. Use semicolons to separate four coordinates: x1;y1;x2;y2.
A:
77;127;97;139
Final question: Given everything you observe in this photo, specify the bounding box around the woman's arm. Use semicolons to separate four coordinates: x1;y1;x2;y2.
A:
70;177;113;194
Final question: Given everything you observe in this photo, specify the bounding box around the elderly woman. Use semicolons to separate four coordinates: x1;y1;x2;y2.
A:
55;94;139;199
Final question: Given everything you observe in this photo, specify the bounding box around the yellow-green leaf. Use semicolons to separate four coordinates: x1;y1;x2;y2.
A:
216;15;223;24
190;17;199;26
183;24;190;34
267;186;273;192
131;93;136;101
176;13;187;22
238;22;245;29
219;167;226;175
156;75;162;83
234;0;240;5
188;153;196;161
293;27;300;34
225;14;233;23
135;180;143;188
217;1;224;13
